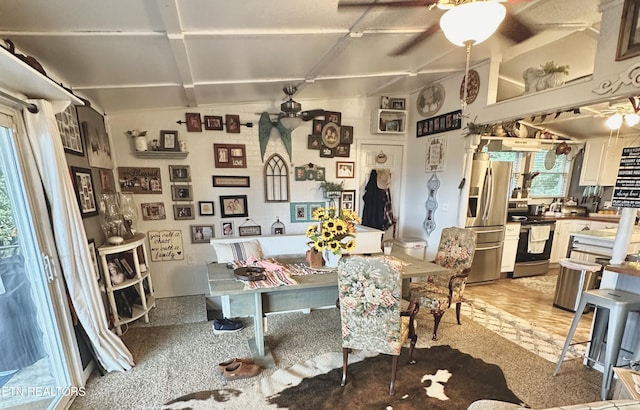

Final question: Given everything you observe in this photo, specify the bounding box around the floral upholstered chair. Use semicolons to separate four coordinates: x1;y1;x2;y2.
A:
338;255;419;395
410;227;477;341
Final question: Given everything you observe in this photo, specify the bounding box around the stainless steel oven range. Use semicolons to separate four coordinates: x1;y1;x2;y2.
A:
512;220;556;278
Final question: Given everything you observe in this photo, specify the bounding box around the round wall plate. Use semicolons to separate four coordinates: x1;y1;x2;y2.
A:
460;69;480;105
416;83;445;117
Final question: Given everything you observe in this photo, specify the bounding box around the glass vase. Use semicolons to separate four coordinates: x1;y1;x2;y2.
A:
119;193;138;235
98;194;129;244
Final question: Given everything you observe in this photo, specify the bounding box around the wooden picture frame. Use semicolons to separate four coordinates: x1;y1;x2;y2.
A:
99;169;115;193
169;165;191;182
340;125;353;144
308;134;322;150
220;195;248;218
321;122;340;148
198;201;215;216
55;104;84;156
325;111;342;125
214;144;246;168
204;115;223;131
221;221;234;237
239;225;262;237
87;238;101;281
336;161;355;178
118;167;162;194
70;166;98;218
186;113;202;132
190;224;215;244
294;166;306;181
320;146;334;158
225;114;241;133
334;143;350;158
389;98;406;110
173;204;195;220
77;106;113;169
340;189;357;213
211;175;250;187
617;0;640;61
171;185;193;201
141;202;166;220
316;167;326;181
312;119;324;135
159;130;180;151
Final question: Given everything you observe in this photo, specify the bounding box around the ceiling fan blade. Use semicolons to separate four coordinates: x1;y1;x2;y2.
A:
389;22;440;56
300;109;327;121
338;0;437;9
499;11;536;43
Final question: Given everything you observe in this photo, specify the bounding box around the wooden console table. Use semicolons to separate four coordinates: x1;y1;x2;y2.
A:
207;251;447;367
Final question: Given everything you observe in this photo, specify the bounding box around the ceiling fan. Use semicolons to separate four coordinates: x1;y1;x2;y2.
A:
337;0;535;56
276;85;327;130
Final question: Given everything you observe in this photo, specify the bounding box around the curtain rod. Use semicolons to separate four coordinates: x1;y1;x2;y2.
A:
0;89;38;113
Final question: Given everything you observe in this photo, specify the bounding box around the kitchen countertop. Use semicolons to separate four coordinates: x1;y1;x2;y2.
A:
526;215;621;223
605;262;640;279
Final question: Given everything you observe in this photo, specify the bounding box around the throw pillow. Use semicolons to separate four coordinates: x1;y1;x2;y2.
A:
212;240;263;263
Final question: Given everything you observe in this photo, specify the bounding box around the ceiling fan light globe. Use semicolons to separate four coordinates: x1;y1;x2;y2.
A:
625;113;640;127
440;2;506;47
279;116;302;131
606;113;623;130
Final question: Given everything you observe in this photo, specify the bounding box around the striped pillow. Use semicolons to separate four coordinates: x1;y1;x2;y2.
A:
213;240;263;263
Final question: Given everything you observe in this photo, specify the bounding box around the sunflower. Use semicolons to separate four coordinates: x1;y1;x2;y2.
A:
333;219;348;235
305;206;359;255
327;240;341;252
306;225;318;237
344;239;356;252
313;240;325;252
321;229;334;241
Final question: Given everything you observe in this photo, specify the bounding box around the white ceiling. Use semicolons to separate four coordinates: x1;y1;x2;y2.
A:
1;0;624;139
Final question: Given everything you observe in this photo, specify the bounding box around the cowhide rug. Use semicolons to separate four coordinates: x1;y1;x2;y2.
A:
163;345;524;410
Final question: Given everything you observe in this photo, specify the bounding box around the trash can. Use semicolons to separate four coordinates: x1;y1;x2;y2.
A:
553;259;602;313
394;238;427;260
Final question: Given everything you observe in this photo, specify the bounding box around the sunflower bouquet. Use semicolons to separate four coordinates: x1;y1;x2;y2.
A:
306;207;361;255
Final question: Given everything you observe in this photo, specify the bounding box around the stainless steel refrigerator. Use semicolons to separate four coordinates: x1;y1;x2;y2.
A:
465;153;512;283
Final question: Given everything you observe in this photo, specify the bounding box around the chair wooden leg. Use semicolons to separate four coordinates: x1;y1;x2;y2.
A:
408;333;417;365
341;348;349;387
456;302;462;325
389;355;399;395
432;311;444;341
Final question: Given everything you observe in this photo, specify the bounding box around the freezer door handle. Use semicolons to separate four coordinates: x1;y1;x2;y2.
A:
476;244;502;251
473;228;503;234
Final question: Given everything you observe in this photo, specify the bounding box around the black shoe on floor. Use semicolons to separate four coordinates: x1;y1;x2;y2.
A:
213;318;244;334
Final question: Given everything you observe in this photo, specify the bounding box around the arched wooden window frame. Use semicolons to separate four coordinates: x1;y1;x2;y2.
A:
264;154;290;202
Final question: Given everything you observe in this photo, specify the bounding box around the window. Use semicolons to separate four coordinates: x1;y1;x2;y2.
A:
264;154;289;202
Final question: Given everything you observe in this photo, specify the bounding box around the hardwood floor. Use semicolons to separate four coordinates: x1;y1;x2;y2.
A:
464;267;594;343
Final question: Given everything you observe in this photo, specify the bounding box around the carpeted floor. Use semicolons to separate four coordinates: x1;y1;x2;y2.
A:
70;296;603;410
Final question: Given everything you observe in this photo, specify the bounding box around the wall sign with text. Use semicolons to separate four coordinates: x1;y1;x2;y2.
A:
148;230;184;261
612;146;640;208
417;110;462;137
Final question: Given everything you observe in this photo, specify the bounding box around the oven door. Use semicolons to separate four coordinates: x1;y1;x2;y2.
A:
515;223;555;262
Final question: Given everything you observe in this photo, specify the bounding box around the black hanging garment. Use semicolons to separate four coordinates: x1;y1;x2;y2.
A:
362;170;386;230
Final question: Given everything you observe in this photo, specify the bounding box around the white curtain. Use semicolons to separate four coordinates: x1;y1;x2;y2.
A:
23;100;134;372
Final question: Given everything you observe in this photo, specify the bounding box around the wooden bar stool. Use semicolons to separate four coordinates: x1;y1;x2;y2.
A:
553;287;640;400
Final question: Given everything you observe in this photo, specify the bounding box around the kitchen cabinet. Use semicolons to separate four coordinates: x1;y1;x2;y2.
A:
98;233;155;335
370;109;406;134
501;222;520;272
579;137;626;186
550;220;573;263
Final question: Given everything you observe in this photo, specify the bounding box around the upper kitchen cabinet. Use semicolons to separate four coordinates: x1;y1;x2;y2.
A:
579;137;628;186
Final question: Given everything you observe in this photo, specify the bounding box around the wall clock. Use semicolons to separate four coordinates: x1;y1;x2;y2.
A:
416;83;445;117
460;69;480;105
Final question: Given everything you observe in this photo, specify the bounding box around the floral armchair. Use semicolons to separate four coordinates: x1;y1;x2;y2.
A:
410;227;477;340
338;255;419;395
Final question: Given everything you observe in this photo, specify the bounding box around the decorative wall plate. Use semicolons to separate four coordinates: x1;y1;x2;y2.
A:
460;69;480;105
416;83;445;117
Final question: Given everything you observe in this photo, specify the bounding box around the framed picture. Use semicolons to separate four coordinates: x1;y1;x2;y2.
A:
305;168;317;181
87;238;101;281
225;114;241;133
171;185;193;201
617;0;640;61
336;161;355;179
321;122;340;148
198;201;215;216
308;134;322;150
186;113;202;132
173;204;195;220
340;125;353;144
55;104;84;156
118;167;162;194
212;175;250;187
389;98;406;110
77;106;113;169
325;111;342;125
70;166;98;218
159;130;180;151
221;221;234;237
340;189;357;212
239;225;262;237
99;169;115;193
141;202;166;220
385;119;402;132
204;115;223;131
316;167;326;181
291;203;308;222
169;165;191;182
312;119;324;135
309;202;324;217
220;195;248;218
320;146;334;158
294;166;307;181
380;96;390;109
335;144;350;158
214;144;246;168
190;225;215;244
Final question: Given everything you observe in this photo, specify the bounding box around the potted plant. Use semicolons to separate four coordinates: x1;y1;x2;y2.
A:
523;61;570;94
305;207;360;268
319;180;344;200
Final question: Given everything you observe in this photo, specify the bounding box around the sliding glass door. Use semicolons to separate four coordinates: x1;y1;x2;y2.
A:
0;112;79;409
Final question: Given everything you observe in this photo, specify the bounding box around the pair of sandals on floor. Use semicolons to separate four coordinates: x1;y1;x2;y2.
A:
217;358;261;380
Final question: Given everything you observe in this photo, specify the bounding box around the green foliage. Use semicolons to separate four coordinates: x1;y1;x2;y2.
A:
0;170;17;246
319;180;344;192
540;61;570;75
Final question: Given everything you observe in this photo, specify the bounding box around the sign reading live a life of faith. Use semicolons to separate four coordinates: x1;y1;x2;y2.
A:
612;146;640;208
